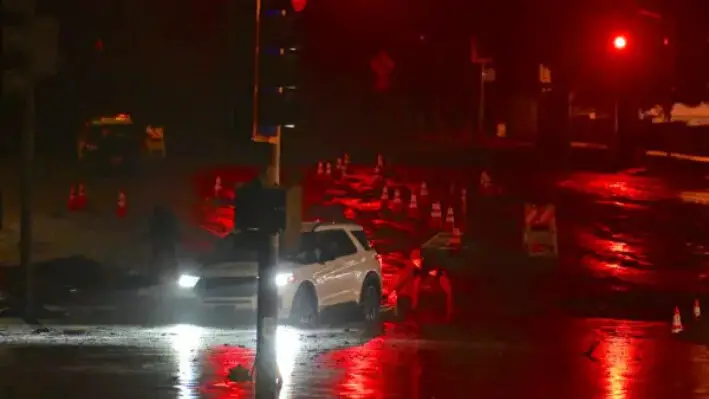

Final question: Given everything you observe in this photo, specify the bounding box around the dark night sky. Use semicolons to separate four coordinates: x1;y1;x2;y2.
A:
4;0;709;157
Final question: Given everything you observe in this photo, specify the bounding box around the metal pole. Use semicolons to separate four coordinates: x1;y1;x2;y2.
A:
477;63;486;141
253;0;281;395
254;227;281;399
254;128;281;398
251;0;262;142
21;81;35;317
613;97;619;137
21;0;37;318
272;126;281;186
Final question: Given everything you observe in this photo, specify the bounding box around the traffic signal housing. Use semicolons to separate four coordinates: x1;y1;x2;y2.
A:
253;0;304;142
2;0;59;96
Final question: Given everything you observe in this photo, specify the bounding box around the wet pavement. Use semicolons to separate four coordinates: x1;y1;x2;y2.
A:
2;317;709;398
5;152;709;397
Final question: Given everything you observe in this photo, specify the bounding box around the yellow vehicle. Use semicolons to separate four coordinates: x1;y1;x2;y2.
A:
77;113;136;161
77;114;166;163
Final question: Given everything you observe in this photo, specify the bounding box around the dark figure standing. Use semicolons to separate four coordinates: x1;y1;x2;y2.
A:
149;205;179;282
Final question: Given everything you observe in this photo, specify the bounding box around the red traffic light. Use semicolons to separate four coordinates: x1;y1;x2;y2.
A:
291;0;306;12
613;35;627;50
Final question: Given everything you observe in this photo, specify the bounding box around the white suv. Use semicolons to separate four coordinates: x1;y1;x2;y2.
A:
175;221;382;326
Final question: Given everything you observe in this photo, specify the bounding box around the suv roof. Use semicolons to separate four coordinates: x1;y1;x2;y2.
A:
301;221;363;233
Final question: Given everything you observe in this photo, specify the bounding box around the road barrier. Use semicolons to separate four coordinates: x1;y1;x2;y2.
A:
523;203;558;257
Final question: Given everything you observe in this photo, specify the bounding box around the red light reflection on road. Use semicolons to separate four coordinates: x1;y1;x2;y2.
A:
604;337;633;399
592;321;661;399
320;337;386;399
202;345;255;398
201;327;301;399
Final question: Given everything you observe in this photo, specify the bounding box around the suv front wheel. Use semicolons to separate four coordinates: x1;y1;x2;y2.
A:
360;281;381;324
290;286;318;328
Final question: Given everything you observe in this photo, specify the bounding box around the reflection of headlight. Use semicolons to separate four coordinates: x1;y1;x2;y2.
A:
275;272;294;287
178;274;200;288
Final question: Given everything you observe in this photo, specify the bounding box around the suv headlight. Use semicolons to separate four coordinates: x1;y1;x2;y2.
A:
178;274;200;288
274;272;294;287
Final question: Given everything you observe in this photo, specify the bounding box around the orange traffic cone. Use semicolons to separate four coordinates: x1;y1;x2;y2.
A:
480;170;494;195
380;187;389;201
325;162;332;176
390;188;402;210
76;183;87;210
429;202;442;229
344;153;350;165
376;154;384;169
336;157;343;170
694;299;701;320
480;170;492;188
214;176;222;199
420;182;428;197
408;194;418;217
67;186;77;211
379;187;389;210
672;306;683;334
444;206;455;230
450;227;462;245
116;191;127;218
317;161;324;175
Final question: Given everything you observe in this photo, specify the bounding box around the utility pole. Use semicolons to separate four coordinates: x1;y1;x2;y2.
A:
249;0;303;396
470;38;492;143
251;2;282;396
477;62;487;139
3;0;57;319
21;73;35;318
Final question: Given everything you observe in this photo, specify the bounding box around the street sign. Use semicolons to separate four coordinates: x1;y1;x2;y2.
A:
253;124;281;144
370;51;394;91
470;38;492;64
483;67;495;82
523;204;558;257
30;16;59;78
539;64;551;83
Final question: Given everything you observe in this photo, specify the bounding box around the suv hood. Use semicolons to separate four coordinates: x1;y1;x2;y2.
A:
198;261;298;278
199;261;259;277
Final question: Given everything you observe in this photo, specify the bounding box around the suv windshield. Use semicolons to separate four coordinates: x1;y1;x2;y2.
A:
285;231;319;264
201;232;259;265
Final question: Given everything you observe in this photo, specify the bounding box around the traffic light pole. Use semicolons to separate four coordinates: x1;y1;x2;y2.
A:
252;0;282;396
21;84;35;319
477;62;486;140
11;0;38;321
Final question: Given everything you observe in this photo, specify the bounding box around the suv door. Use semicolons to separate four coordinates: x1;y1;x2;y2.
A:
348;229;379;293
316;229;360;305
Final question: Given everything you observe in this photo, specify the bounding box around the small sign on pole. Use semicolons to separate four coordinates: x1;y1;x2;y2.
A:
539;64;552;84
523;203;558;257
252;125;281;145
483;67;496;82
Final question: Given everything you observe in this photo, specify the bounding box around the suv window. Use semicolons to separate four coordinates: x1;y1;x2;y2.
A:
350;230;372;251
317;229;358;258
285;231;319;264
